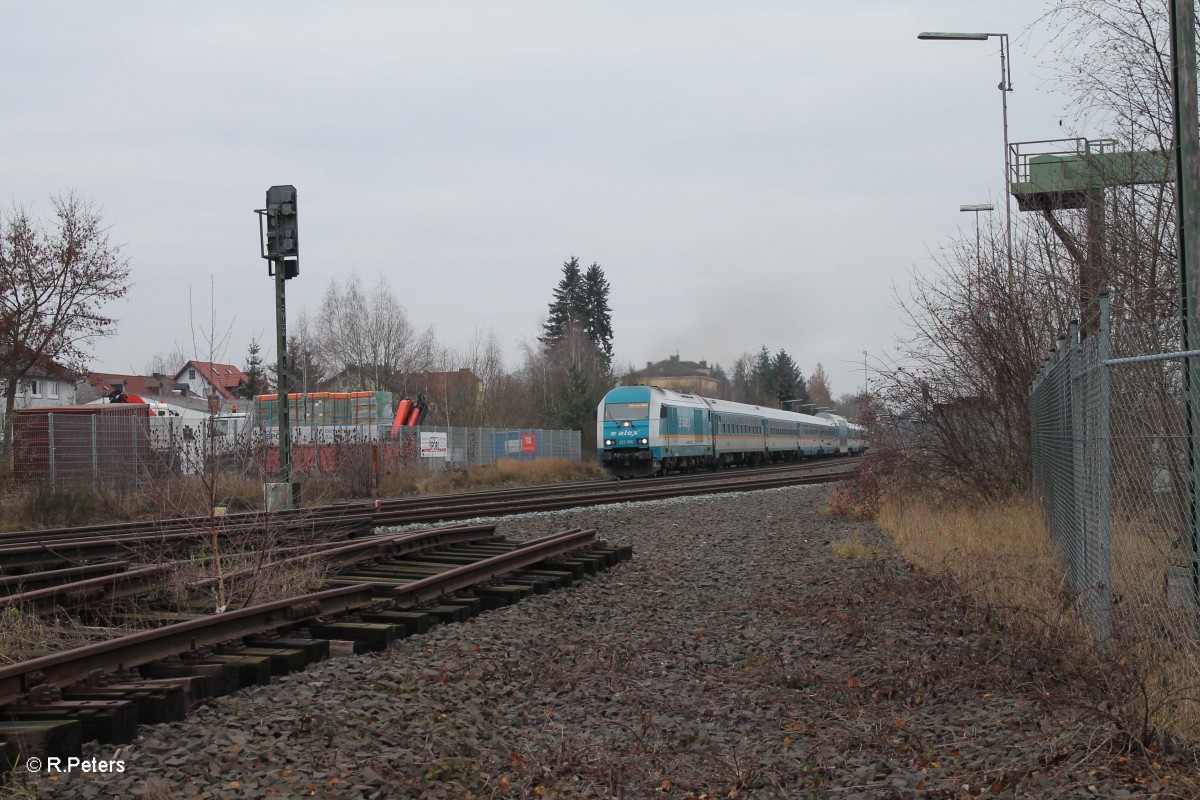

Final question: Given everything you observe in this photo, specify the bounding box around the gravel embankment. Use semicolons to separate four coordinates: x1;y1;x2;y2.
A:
13;485;1200;799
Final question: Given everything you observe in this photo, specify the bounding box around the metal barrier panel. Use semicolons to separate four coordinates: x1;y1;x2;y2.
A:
366;424;582;473
6;415;582;485
9;412;153;489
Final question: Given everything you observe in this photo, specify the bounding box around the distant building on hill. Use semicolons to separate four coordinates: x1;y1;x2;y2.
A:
622;355;724;397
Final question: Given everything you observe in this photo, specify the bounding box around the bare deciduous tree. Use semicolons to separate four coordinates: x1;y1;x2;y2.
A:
314;273;440;392
0;194;130;445
808;363;833;410
144;346;191;379
876;217;1072;498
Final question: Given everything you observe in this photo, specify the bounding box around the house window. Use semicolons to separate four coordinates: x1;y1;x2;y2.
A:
27;380;40;397
47;381;59;399
189;369;197;380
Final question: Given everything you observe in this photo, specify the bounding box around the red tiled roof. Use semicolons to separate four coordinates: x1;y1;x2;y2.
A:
175;361;249;400
0;346;75;380
88;372;184;398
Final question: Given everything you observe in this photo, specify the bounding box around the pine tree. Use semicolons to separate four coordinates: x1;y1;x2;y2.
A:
581;262;614;365
752;345;773;404
540;257;585;347
771;349;807;408
238;338;268;399
558;361;593;431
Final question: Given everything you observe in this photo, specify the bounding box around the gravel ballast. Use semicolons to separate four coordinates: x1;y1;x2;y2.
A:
14;485;1200;799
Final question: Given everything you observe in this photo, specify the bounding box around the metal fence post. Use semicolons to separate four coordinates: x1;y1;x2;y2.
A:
47;413;56;489
91;415;98;491
1066;322;1085;604
130;414;139;482
1096;294;1113;640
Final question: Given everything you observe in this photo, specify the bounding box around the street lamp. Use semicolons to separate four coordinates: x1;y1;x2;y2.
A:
862;350;868;398
960;202;995;265
919;31;1014;281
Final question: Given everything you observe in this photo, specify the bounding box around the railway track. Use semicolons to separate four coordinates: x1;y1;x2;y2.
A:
0;524;630;765
0;459;853;768
0;458;853;584
0;457;853;548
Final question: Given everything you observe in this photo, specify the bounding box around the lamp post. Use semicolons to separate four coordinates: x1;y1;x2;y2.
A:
862;350;868;399
960;203;995;264
919;31;1014;282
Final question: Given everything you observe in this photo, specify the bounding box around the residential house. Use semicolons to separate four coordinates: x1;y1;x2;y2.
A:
174;361;250;409
0;355;78;409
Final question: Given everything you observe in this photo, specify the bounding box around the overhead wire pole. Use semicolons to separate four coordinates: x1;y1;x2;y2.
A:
918;32;1014;283
1169;0;1200;606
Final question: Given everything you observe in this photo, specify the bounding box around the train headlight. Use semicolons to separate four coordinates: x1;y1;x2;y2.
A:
604;439;614;446
638;437;649;444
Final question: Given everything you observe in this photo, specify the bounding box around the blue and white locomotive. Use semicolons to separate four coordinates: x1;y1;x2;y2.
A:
597;385;867;478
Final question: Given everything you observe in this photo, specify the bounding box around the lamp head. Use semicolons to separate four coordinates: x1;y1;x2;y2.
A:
918;31;989;40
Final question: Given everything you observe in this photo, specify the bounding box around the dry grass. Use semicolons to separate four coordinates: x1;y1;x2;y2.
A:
0;458;602;532
0;608;53;665
0;607;142;664
0;472;269;532
875;493;1200;747
415;458;601;494
156;549;330;613
829;533;881;559
877;495;1071;616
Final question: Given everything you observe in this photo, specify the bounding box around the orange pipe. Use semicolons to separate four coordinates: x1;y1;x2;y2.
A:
391;399;413;437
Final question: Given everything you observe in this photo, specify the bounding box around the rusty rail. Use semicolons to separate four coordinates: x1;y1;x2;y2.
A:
393;528;597;608
0;584;378;706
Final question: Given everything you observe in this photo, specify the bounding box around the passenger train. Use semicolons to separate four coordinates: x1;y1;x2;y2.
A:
597;385;867;478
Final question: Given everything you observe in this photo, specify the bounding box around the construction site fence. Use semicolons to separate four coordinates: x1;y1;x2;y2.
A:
2;417;583;489
1028;295;1199;687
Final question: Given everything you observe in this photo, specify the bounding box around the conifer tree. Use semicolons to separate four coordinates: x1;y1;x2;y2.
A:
770;349;809;409
752;345;773;404
540;257;585;346
238;338;268;399
581;262;614;365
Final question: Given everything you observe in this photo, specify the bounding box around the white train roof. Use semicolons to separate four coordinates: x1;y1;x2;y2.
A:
613;386;835;426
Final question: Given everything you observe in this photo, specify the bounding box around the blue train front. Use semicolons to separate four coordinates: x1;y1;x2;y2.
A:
597;385;713;478
596;385;657;477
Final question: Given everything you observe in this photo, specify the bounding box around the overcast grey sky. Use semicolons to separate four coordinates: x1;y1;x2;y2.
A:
2;1;1072;398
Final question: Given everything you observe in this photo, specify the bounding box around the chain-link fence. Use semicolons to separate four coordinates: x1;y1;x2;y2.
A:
5;413;583;489
1030;296;1200;674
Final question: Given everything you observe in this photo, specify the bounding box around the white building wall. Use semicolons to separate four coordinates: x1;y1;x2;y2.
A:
1;376;78;409
177;367;214;399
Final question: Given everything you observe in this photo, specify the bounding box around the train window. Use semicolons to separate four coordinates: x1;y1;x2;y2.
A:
605;402;649;421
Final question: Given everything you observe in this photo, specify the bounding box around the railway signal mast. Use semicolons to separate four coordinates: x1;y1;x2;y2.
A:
256;185;300;508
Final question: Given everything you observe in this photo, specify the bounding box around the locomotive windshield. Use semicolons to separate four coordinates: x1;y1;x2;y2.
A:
605;402;649;421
